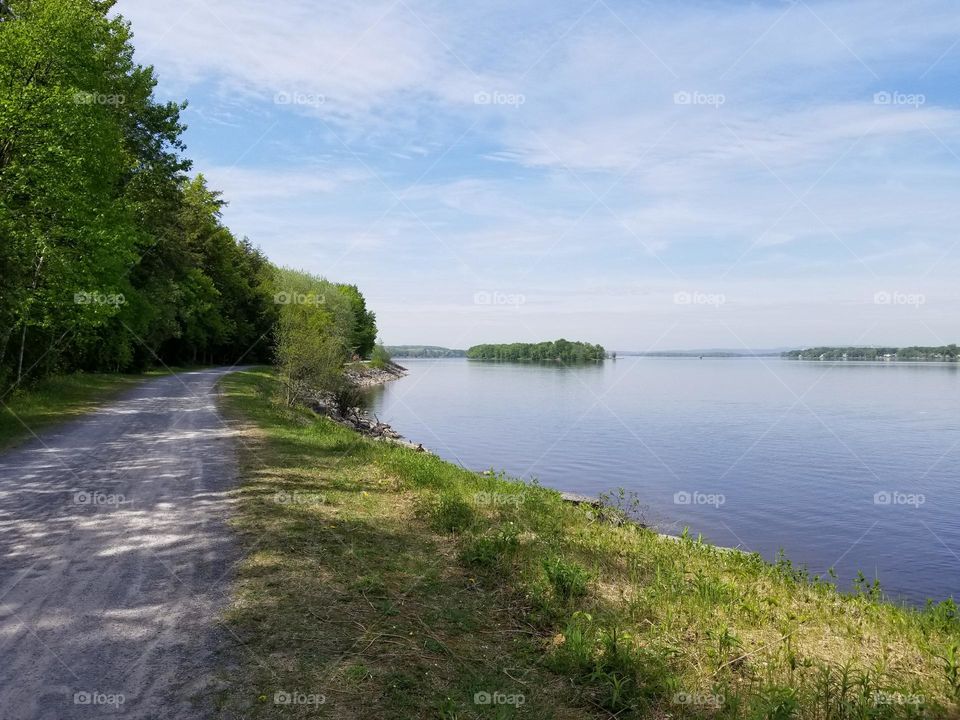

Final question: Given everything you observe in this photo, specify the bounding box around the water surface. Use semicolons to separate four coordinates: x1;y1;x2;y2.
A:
366;357;960;604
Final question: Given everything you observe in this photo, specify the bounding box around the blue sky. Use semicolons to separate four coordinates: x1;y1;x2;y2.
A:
116;0;960;350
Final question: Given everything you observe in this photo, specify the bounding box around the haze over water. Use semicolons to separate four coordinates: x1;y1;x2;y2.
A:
367;357;960;605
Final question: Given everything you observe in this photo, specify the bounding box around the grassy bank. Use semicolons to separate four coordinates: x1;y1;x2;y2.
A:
0;370;180;450
217;368;959;719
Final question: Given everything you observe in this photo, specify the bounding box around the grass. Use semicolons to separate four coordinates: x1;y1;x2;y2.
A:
217;368;960;719
0;369;186;450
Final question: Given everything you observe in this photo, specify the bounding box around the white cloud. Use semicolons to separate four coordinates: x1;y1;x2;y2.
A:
114;0;960;347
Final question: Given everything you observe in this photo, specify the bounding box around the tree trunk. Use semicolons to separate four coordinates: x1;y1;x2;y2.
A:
16;323;26;385
0;324;11;371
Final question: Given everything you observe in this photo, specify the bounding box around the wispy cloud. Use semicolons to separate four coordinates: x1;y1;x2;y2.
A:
117;0;960;348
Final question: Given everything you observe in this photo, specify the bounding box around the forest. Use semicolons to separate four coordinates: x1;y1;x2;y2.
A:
466;340;606;362
783;346;959;361
0;0;375;396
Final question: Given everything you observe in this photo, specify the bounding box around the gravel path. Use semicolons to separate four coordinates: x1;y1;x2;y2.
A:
0;369;243;719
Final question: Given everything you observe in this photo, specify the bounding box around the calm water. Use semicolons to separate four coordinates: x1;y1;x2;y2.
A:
365;357;960;605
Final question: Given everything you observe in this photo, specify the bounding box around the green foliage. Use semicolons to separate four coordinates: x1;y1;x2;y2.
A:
549;613;679;713
272;268;353;405
425;492;475;533
466;339;606;362
542;556;592;602
784;345;958;361
941;643;960;699
0;2;375;388
369;343;391;369
460;526;520;568
335;284;377;358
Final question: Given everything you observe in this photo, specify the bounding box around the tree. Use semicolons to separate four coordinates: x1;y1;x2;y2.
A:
0;0;187;382
273;269;358;405
336;284;376;358
466;340;605;363
0;1;375;388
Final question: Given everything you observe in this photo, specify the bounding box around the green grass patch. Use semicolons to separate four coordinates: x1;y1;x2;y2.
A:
218;368;960;719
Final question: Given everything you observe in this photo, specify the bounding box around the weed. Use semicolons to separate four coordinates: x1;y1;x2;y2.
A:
543;556;592;602
460;525;520;568
426;492;475;533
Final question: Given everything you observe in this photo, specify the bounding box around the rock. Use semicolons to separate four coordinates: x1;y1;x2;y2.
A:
297;361;424;450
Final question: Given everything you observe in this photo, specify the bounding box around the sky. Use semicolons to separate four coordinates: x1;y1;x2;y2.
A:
114;0;960;351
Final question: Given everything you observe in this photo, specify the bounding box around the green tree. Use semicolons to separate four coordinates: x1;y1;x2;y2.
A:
336;284;376;358
0;0;187;383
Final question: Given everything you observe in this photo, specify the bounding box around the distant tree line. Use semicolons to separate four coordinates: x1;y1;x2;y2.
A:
466;340;606;363
0;0;376;394
783;346;958;361
385;346;466;358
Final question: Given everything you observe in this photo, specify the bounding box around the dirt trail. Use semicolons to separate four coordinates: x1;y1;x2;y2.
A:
0;369;243;719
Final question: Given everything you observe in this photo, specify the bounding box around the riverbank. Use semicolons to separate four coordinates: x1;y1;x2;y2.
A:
309;360;420;447
343;360;408;388
216;367;960;719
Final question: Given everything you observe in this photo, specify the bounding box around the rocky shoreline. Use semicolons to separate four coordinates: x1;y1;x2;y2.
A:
343;360;408;388
311;361;427;451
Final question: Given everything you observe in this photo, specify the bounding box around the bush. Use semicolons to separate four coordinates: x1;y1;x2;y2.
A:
330;378;363;415
460;526;520;568
542;556;591;602
273;270;353;405
370;343;391;369
426;493;475;533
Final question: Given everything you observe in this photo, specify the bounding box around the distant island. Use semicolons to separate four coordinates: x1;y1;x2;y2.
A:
384;345;467;358
783;345;958;361
466;340;606;362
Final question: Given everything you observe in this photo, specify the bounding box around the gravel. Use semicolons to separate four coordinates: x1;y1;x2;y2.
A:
0;368;244;719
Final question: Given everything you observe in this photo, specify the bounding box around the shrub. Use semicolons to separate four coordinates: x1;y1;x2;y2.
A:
460;526;520;568
543;556;591;602
426;493;475;533
369;343;391;369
